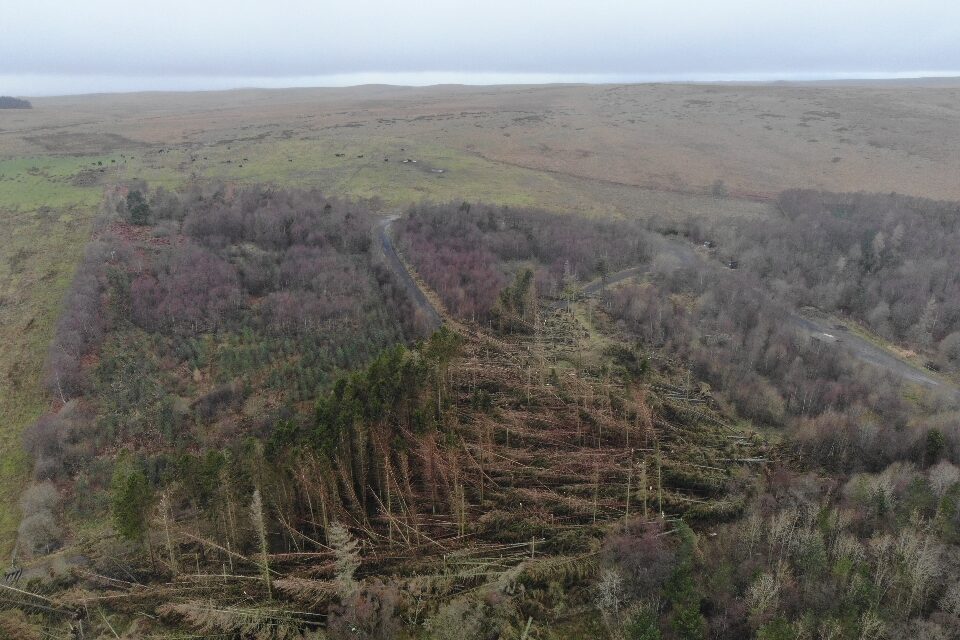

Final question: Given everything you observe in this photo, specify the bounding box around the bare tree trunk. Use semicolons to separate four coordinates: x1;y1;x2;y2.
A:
656;441;664;516
593;463;600;524
159;492;178;577
640;461;648;518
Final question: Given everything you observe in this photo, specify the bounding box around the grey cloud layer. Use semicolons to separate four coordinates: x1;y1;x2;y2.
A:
3;0;958;77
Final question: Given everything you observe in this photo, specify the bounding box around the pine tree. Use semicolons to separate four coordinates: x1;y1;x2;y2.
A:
329;521;360;599
111;465;152;542
250;489;272;600
126;190;151;225
624;604;661;640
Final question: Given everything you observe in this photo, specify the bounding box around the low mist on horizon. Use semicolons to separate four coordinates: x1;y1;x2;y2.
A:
4;70;960;98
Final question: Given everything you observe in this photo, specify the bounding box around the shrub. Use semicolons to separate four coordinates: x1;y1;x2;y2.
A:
16;482;62;558
111;465;152;541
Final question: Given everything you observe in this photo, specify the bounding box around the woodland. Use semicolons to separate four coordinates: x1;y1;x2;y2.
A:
3;186;960;639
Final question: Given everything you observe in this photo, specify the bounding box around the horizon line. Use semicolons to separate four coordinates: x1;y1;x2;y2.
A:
6;70;960;99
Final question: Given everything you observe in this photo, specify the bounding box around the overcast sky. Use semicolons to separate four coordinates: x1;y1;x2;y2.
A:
3;0;959;96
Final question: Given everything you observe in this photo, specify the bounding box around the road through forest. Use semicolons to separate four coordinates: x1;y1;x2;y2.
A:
591;236;957;395
375;216;443;331
376;216;958;397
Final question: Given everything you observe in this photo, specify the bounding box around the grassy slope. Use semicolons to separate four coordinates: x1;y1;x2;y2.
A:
196;135;767;219
0;162;102;551
0;154;156;552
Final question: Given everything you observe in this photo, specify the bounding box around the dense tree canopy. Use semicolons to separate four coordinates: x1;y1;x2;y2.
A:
396;202;649;320
28;182;423;531
0;96;31;109
674;190;960;368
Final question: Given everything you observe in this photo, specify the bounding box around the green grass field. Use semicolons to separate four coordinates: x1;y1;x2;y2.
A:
0;205;96;551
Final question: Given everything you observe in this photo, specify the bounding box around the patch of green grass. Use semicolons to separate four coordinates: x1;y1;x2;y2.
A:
0;154;126;553
176;136;624;214
0;152;192;553
0;156;119;211
0;152;154;554
0;204;97;553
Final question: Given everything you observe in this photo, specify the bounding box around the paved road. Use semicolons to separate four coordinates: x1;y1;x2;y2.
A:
785;314;949;390
379;215;955;396
577;235;956;395
374;217;443;331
